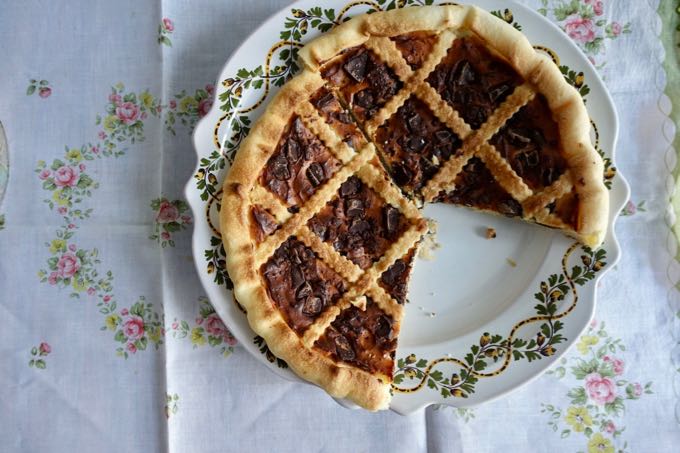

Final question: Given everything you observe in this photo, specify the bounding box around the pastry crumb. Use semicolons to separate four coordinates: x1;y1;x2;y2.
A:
428;312;436;318
486;227;496;239
418;218;441;260
506;258;517;267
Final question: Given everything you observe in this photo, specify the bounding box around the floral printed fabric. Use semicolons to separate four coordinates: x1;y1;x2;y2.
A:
0;1;678;452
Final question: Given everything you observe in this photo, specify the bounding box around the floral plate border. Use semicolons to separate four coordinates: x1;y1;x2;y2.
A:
186;0;628;414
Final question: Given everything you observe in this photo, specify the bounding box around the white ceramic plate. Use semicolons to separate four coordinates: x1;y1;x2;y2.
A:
187;0;628;414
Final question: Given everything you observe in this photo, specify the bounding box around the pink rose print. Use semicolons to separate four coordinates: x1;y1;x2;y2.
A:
27;79;52;99
79;163;86;172
103;295;112;303
123;315;145;340
585;0;603;16
127;343;137;353
205;84;215;95
116;102;140;125
57;252;80;278
564;16;596;44
54;166;79;187
162;18;174;32
585;373;617;405
68;243;77;252
121;308;129;316
171;322;179;330
198;98;213;117
38;87;52;98
39;342;51;355
141;111;148;120
204;313;227;337
57;207;67;215
87;287;96;295
67;223;76;229
169;99;177;109
611;22;622;36
195;317;203;325
181;215;192;224
161;231;171;240
605;421;616;434
38;169;51;180
603;355;625;375
48;272;58;285
156;200;179;223
98;131;107;140
109;93;122;105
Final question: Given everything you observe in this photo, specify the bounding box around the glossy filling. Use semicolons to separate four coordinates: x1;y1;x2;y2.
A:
262;238;347;335
490;94;566;190
379;248;416;305
391;31;439;69
311;87;365;150
436;157;523;217
375;95;462;193
322;47;403;122
427;37;524;129
250;205;279;243
314;299;396;375
260;117;342;208
308;176;409;269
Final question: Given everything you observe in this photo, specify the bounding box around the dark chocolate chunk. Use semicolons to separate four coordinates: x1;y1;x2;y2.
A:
310;221;327;240
314;92;335;111
434;130;452;143
291;266;305;290
306;162;325;187
296;281;313;300
489;83;512;103
349;219;370;234
345;199;364;218
301;296;323;316
498;199;523;217
335;112;352;124
334;335;356;361
507;128;532;146
407;114;423;133
542;167;557;186
268;178;288;200
529;129;546;147
271;153;290;180
285;138;302;163
367;66;398;98
391;164;412;186
293;118;306;137
405;136;426;153
523;149;540;167
340;177;361;197
354;89;374;109
343;52;369;82
382;260;406;286
252;207;279;236
384;205;400;235
374;315;392;340
453;60;476;86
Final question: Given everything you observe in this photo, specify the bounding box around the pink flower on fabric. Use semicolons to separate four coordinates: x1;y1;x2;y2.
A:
103;295;111;303
48;272;58;285
204;314;226;337
54;166;79;187
79;163;86;172
109;93;122;104
162;18;174;32
603;355;625;375
87;287;96;295
198;98;213;117
39;342;51;355
205;84;215;95
611;22;622;36
585;0;604;16
39;87;52;98
121;308;129;316
195;317;203;325
98;131;107;140
160;231;171;240
224;330;237;346
605;421;616;434
123;316;145;340
169;99;177;109
585;373;617;405
57;207;67;215
181;215;192;224
127;343;137;353
38;169;51;180
564;16;596;44
57;252;80;278
157;200;179;223
632;382;642;397
141;111;148;120
116;102;140;125
171;322;179;330
67;223;76;229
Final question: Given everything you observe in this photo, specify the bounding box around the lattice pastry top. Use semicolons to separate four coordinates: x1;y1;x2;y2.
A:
221;5;608;410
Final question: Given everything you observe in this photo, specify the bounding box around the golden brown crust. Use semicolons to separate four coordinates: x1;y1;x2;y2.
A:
221;4;609;411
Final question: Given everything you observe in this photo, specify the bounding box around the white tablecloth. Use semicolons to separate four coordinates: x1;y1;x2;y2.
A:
1;0;678;451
